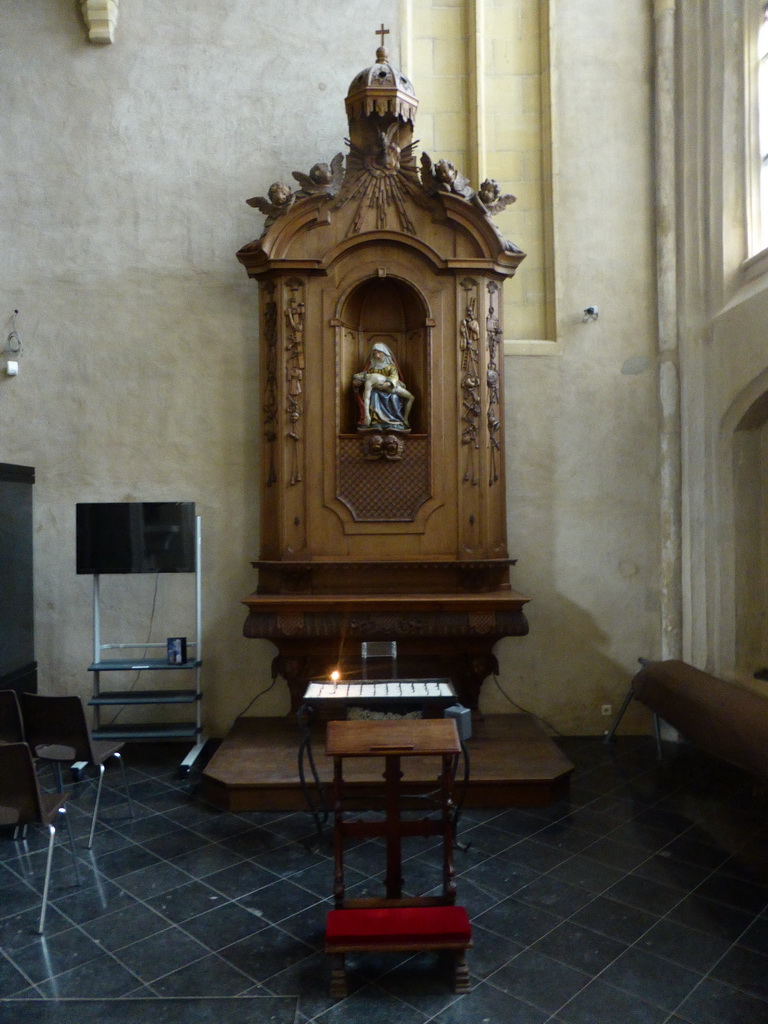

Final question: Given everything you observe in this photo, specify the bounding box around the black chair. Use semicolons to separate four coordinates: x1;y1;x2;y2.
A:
0;689;25;744
21;693;134;848
0;742;81;932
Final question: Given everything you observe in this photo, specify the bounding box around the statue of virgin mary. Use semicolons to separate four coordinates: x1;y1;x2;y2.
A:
352;341;414;432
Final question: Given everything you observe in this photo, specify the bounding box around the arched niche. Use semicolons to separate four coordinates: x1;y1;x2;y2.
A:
338;276;428;436
732;389;768;675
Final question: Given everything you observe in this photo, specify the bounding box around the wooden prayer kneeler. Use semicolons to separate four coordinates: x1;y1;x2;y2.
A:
325;720;471;997
325;906;473;998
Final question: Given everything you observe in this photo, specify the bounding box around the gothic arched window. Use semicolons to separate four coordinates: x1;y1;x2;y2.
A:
755;3;768;251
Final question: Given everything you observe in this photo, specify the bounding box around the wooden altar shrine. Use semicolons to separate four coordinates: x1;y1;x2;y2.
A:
200;32;573;808
235;32;529;704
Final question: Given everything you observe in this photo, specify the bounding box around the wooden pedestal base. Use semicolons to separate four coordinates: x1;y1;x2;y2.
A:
243;590;529;711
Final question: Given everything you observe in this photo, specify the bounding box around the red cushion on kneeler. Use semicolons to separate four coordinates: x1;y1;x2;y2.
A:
326;906;472;947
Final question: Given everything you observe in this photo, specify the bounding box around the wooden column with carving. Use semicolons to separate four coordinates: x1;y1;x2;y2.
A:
237;33;529;710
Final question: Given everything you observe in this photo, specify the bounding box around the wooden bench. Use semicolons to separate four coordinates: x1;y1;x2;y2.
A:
606;659;768;782
325;905;473;998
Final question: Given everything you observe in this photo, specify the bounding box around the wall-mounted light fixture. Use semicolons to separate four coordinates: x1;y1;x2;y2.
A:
582;305;599;322
4;310;24;376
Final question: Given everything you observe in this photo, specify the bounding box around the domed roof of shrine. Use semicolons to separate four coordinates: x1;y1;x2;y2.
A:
347;46;416;98
345;44;418;125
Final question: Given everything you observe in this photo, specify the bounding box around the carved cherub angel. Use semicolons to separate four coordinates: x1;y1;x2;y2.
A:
419;153;473;199
475;178;516;215
291;153;344;198
246;181;295;229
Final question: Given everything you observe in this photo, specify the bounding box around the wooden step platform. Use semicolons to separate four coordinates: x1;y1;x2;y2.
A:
200;714;573;812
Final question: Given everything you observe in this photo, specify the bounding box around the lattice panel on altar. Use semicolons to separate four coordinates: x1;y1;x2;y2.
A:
337;436;430;522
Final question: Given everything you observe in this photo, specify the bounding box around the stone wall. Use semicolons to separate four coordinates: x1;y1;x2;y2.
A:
0;0;661;736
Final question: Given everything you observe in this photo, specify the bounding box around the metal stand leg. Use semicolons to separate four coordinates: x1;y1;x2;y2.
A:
297;704;328;844
59;807;81;886
603;687;635;744
115;751;135;818
653;713;664;759
38;824;56;934
88;763;105;849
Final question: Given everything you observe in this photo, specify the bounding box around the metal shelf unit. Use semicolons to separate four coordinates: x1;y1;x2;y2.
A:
87;516;205;775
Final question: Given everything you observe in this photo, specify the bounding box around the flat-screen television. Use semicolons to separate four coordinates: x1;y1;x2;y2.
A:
76;502;196;574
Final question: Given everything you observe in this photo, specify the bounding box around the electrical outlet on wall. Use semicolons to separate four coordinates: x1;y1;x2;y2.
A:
601;704;612;717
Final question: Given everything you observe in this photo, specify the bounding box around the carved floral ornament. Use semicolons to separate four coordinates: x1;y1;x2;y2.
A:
80;0;119;44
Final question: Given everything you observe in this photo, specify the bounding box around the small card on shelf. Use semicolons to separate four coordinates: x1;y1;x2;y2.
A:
167;637;187;665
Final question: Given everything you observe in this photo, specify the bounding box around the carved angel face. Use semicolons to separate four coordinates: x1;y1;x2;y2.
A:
479;179;500;204
435;160;457;184
268;182;292;206
366;434;384;457
309;163;333;185
382;435;402;458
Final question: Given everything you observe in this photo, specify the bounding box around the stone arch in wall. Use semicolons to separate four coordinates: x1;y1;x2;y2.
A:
719;366;768;676
733;389;768;675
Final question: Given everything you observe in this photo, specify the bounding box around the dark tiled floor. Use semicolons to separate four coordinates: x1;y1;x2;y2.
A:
2;733;768;1023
